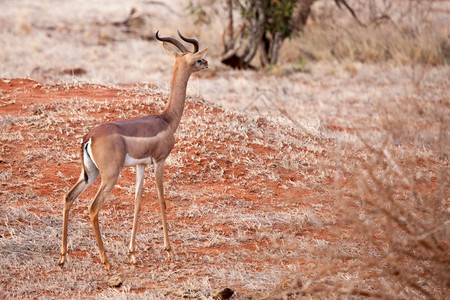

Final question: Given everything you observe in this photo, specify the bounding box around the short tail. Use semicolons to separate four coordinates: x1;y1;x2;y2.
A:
82;143;89;182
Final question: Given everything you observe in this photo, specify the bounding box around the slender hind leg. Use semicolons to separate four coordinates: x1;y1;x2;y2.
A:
88;173;119;270
58;168;98;266
129;164;146;264
154;160;173;260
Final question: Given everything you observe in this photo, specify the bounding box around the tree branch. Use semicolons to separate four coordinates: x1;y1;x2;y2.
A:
334;0;365;26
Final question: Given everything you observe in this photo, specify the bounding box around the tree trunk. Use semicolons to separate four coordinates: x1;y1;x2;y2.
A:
270;31;283;65
222;0;234;53
221;0;360;69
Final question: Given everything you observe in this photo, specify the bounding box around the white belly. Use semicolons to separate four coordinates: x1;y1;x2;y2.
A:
124;154;153;167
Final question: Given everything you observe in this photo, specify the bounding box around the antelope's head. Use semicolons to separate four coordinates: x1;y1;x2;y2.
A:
156;30;208;73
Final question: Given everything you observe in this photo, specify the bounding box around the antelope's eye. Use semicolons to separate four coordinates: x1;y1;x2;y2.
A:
196;60;202;64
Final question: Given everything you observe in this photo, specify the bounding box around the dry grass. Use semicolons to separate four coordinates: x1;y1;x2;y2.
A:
0;79;330;298
280;0;450;67
0;0;449;299
1;78;446;299
269;80;449;299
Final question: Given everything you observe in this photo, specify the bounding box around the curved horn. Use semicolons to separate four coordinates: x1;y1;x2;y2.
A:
177;30;199;53
155;30;188;53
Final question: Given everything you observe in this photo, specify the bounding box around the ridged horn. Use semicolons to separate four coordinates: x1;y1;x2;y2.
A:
155;30;188;53
177;30;199;53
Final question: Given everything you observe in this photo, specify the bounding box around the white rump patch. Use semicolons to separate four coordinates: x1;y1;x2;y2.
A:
124;154;153;167
82;138;100;189
84;138;99;169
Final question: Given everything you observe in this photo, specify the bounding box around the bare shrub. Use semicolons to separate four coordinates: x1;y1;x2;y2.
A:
272;80;449;298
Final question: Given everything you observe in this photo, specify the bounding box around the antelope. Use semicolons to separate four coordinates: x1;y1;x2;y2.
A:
58;31;208;270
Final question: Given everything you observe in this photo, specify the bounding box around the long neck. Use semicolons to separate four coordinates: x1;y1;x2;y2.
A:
162;62;191;132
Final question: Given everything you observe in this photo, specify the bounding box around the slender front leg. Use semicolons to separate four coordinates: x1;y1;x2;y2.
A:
129;164;145;264
154;160;173;260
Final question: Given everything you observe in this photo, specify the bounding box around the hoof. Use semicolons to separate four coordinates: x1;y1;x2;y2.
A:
165;248;174;260
130;254;137;265
104;260;111;271
100;252;111;270
58;255;66;266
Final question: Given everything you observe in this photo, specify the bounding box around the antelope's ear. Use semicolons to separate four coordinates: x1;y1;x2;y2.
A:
196;47;208;59
162;42;179;57
191;47;208;61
